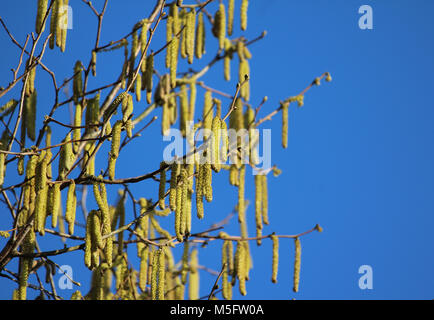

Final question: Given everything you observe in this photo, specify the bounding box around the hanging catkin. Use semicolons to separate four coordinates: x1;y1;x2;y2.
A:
224;39;232;81
84;210;93;269
271;234;279;283
293;237;301;292
170;4;180;89
73;103;82;152
186;9;196;64
135;73;142;102
189;248;199;300
138;246;149;292
281;101;289;148
235;240;247;296
195;163;204;219
214;3;226;50
49;0;58;49
195;11;205;59
158;162;166;209
169;162;179;211
34;150;49;235
51;183;60;228
60;0;68;52
36;0;48;34
108;120;122;180
262;174;269;225
222;239;233;300
166;12;173;69
180;8;188;59
189;81;196;122
58;132;73;179
203;161;212;202
228;0;234;36
65;180;76;235
179;84;188;136
24;90;36;142
55;0;64;49
254;174;263;243
202;90;213;139
211;115;221;172
73;61;83;105
237;165;245;223
241;0;248;31
145;54;154;104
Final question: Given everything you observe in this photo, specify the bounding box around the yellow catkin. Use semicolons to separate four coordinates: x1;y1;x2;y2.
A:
180;9;188;60
202;90;213;139
170;4;180;88
222;239;233;300
60;0;68;52
84;211;93;269
36;0;48;34
158;162;166;209
241;0;248;31
73;103;82;152
282;102;289;148
128;31;138;91
224;39;232;81
135;73;142;102
91;50;97;76
254;174;263;243
73;61;83;105
145;54;154;103
238;165;245;223
34;151;48;234
51;183;60;228
169;163;179;211
91;210;104;250
204;162;212;202
186;9;196;64
157;248;166;300
179;84;188;136
195;164;204;219
195;11;205;59
239;59;250;101
166;14;173;69
125;119;133;138
229;164;238;186
189;81;196;122
58;132;73;179
151;250;159;300
175;169;184;242
189;248;199;300
65;180;76;235
108;120;122;180
55;0;64;49
180;168;189;236
271;234;279;283
18;230;35;300
211;116;221;172
139;246;149;292
262;174;269;225
228;0;234;36
220;119;229;163
235;241;247;296
140;19;148;55
181;242;189;284
24;90;36;142
0;153;5;186
293;238;301;292
116;192;126;255
218;3;226;50
49;0;58;49
122;93;134;123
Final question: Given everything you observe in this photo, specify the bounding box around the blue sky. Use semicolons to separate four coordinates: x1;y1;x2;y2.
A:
0;0;433;300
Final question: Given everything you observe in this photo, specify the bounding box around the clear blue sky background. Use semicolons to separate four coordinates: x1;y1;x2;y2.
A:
0;0;433;300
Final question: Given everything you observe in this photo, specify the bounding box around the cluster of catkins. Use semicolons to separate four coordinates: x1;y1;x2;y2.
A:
0;0;330;300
